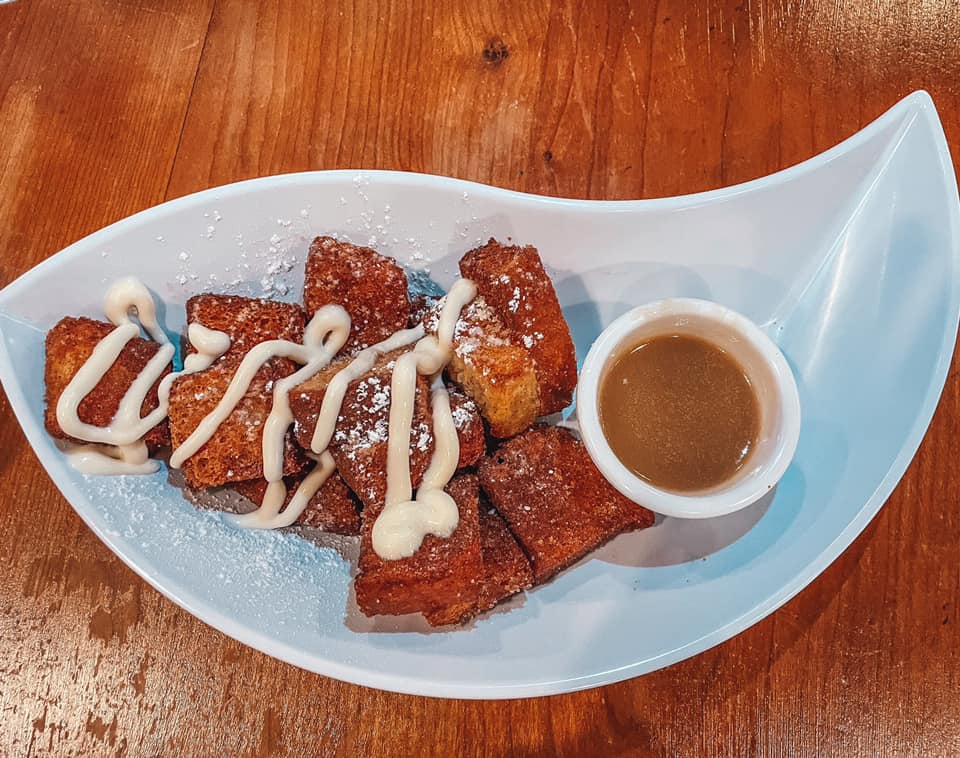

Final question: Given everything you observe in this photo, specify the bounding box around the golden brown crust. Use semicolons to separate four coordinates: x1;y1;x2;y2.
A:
168;295;307;489
303;236;410;353
421;598;477;628
478;426;655;584
355;474;483;619
448;387;485;469
232;471;360;536
289;349;433;507
184;294;305;361
169;363;306;488
44;317;171;452
289;357;485;508
424;296;540;438
460;239;577;415
423;503;533;626
408;293;438;328
475;506;534;612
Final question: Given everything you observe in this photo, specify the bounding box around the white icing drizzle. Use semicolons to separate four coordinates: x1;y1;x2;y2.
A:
63;441;159;475
262;307;351;482
371;278;477;560
167;305;350;469
56;278;229;475
233;306;351;529
308;325;424;455
182;323;232;372
231;320;422;532
419;379;462;493
233;451;337;529
54;275;480;559
57;279;175;446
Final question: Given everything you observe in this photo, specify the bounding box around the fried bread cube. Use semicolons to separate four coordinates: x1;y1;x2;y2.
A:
168;295;306;489
183;293;305;362
424;503;533;627
44;316;171;452
424;296;540;438
478;426;655;584
460;239;577;415
448;388;485;469
303;236;410;353
355;474;483;619
232;470;360;536
289;355;484;508
288;349;433;507
474;506;534;612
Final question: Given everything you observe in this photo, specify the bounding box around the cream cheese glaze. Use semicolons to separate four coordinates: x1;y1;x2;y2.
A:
373;278;477;559
56;279;230;475
63;441;161;475
163;304;353;530
167;305;351;469
53;275;478;560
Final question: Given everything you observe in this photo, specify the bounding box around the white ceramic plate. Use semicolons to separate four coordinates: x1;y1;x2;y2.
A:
1;91;957;699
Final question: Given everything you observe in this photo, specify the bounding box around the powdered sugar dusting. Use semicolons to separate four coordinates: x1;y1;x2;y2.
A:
416;422;431;452
164;206;323;298
451;400;475;429
259;247;298;298
77;467;353;634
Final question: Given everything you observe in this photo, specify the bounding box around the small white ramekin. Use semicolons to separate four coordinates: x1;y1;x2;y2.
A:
577;298;801;519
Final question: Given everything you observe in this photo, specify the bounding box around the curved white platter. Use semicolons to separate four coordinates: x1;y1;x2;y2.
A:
0;91;957;698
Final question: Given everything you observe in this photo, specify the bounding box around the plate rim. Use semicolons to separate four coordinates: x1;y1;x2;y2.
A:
1;90;958;699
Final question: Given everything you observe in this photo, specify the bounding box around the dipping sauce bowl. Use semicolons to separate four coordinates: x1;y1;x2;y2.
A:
577;298;801;519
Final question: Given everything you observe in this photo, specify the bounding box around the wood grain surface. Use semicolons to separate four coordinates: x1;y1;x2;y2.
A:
1;1;959;755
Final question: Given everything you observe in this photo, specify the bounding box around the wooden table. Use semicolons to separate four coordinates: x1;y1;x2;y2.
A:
1;1;958;755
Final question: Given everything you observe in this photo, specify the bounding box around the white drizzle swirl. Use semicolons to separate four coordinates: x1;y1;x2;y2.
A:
56;279;229;475
54;275;478;560
372;278;477;559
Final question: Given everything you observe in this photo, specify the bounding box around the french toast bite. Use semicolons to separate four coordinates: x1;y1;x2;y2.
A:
289;349;434;507
424;296;540;438
474;506;534;612
168;295;307;489
448;388;485;469
424;504;533;626
233;471;361;536
183;294;305;362
478;426;655;584
460;239;577;415
303;236;411;353
355;474;483;620
289;356;484;507
44;316;171;451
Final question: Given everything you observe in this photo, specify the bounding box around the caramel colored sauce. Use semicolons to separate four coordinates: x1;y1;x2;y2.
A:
598;334;759;493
